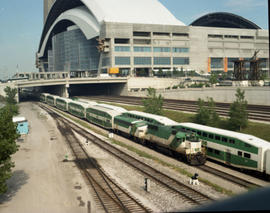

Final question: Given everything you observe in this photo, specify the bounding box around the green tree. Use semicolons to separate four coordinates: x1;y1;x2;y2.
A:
194;97;220;127
0;107;19;194
4;86;19;115
209;73;218;85
142;87;164;115
4;86;17;105
228;88;248;131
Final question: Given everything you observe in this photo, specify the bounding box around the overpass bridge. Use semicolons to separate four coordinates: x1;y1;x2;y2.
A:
0;72;129;101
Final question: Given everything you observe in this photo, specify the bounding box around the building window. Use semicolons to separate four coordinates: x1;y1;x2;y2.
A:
134;46;151;52
102;57;110;66
134;57;151;65
240;36;254;39
115;57;130;65
115;46;130;52
173;48;189;53
173;57;189;65
224;35;239;39
154;47;171;52
211;58;223;69
228;58;238;68
208;34;223;39
173;33;189;38
154;57;171;65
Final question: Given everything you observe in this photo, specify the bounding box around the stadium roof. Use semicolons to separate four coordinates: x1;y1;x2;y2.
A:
38;0;185;58
190;12;261;29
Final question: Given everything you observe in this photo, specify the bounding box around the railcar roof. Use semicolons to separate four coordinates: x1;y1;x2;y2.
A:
88;105;122;117
96;103;127;113
56;97;72;103
41;93;50;96
128;111;178;126
180;123;270;148
69;100;94;108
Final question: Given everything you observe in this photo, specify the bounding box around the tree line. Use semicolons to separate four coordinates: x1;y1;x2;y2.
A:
143;87;248;131
0;87;19;194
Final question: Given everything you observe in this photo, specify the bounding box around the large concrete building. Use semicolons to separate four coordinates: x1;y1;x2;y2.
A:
37;0;269;78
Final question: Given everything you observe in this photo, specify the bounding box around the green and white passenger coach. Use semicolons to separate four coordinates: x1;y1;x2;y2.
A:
174;123;270;177
86;104;127;129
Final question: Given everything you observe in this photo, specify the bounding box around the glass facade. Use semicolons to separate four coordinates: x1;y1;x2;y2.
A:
154;47;171;52
173;48;189;53
115;57;130;65
154;57;170;65
211;58;223;68
134;57;151;65
115;46;130;52
228;58;238;68
173;57;189;65
134;46;151;52
52;28;100;72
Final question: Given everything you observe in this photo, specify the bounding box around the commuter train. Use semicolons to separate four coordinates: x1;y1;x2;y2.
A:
40;93;206;166
173;123;270;178
40;93;270;178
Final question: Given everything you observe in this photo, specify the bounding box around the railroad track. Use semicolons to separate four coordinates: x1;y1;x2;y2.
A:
40;104;214;207
43;106;151;213
198;165;261;189
79;96;270;122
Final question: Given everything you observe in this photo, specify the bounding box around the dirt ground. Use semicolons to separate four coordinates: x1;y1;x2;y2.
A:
0;102;95;213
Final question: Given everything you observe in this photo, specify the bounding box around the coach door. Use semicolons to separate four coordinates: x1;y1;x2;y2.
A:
225;149;231;165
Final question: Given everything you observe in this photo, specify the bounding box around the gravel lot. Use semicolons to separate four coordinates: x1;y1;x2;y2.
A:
0;102;95;213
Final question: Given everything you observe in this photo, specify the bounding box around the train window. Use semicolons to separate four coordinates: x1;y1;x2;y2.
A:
244;153;251;159
229;139;235;144
197;131;202;136
207;147;213;152
202;132;207;137
238;151;242;156
215;135;221;141
245;143;252;148
187;128;191;131
222;137;228;142
214;150;220;155
192;129;196;133
209;134;214;139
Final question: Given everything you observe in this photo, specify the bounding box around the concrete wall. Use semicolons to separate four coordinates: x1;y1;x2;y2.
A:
127;77;182;91
128;85;270;106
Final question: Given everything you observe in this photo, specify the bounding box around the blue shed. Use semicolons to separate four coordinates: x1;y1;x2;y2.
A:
12;117;29;135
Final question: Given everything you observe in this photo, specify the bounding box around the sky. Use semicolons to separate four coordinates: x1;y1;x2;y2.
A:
0;0;268;80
